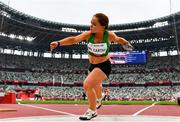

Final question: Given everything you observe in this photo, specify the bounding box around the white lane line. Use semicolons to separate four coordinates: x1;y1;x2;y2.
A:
18;103;77;117
132;102;159;116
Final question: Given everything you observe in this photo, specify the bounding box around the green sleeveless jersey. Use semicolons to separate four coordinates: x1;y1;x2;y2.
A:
87;30;110;56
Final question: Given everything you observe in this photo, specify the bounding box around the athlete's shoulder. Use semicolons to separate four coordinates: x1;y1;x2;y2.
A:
108;31;115;36
82;31;91;40
107;31;117;42
82;31;91;36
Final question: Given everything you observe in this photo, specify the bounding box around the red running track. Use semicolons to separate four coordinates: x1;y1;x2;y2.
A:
0;104;180;119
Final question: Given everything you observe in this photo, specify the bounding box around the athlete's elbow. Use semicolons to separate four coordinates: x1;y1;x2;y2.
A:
73;37;82;44
68;36;77;44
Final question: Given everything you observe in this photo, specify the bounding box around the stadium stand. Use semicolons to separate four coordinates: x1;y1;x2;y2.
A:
0;1;179;101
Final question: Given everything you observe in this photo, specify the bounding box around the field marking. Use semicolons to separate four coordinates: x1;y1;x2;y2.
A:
132;102;159;116
18;103;77;117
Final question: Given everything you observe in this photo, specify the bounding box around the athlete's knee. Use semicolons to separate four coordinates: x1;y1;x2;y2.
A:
98;84;103;89
83;81;93;91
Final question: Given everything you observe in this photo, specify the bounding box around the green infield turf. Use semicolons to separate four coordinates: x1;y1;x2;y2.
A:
16;100;178;105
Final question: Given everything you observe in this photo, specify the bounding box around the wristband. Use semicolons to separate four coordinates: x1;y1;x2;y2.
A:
57;41;61;47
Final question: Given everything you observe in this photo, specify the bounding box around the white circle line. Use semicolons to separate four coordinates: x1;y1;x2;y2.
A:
132;102;159;116
18;103;77;117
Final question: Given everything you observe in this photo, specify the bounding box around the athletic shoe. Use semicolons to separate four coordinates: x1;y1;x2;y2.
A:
96;93;105;109
79;109;97;120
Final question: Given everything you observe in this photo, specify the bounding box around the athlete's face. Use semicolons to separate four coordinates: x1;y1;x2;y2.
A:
90;16;105;33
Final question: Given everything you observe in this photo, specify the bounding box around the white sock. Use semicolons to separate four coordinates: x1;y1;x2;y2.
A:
88;108;96;112
97;98;101;102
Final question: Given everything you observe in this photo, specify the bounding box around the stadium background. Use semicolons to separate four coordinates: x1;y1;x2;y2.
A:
0;0;179;102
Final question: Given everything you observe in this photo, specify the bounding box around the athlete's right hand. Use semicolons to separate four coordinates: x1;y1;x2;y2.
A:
122;42;134;51
50;41;58;51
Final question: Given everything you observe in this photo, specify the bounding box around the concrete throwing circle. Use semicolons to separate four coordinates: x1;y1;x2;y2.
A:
1;115;180;122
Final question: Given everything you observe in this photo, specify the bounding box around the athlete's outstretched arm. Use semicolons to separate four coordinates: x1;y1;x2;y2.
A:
50;31;91;50
108;31;133;51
